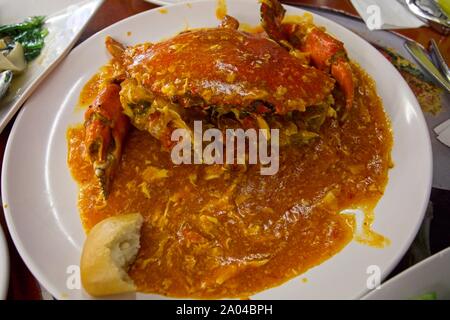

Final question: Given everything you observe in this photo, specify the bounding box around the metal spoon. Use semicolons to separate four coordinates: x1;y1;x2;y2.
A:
0;70;13;100
405;0;450;34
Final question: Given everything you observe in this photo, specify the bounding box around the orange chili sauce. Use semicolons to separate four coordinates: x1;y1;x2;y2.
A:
68;60;392;298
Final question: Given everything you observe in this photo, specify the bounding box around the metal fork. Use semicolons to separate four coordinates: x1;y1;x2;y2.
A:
405;40;450;92
429;39;450;83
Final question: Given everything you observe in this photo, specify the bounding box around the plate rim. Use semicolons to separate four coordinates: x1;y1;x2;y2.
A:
144;0;173;6
2;0;433;300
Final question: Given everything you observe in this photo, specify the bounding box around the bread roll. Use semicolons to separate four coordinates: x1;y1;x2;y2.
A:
81;213;143;297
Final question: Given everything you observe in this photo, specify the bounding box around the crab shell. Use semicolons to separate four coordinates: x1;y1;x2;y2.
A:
119;27;335;115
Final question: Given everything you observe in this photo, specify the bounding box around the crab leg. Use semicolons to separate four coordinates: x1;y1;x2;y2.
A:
84;83;130;199
302;28;355;110
261;0;355;110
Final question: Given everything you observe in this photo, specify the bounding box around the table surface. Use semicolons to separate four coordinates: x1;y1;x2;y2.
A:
0;0;448;300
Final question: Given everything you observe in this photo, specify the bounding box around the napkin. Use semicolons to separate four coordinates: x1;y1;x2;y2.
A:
435;119;450;148
350;0;427;30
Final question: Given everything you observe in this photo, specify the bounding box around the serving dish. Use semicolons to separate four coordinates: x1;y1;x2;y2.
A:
0;0;103;132
363;247;450;300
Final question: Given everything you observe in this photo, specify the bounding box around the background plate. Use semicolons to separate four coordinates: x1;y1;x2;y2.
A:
2;0;432;299
0;227;8;299
363;247;450;300
0;0;103;133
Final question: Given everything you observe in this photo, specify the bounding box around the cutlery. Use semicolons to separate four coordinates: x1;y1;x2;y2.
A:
405;0;450;34
0;70;13;100
404;40;450;92
429;38;450;82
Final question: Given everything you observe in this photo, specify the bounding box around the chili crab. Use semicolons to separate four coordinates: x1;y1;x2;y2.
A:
83;0;355;198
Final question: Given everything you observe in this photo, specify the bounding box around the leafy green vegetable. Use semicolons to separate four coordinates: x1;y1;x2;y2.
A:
379;47;424;79
0;16;48;61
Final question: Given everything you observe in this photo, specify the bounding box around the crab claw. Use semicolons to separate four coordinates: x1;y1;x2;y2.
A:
303;28;355;110
261;0;355;110
260;0;290;49
105;36;125;60
220;15;240;30
84;83;130;199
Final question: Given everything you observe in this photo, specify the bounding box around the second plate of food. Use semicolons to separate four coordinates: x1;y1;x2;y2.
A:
3;0;432;299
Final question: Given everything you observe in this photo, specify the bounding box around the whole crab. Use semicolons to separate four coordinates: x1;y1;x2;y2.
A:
83;0;355;198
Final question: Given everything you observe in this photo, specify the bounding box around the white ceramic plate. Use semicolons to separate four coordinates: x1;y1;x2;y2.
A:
363;247;450;300
0;227;8;299
0;0;104;133
2;0;432;299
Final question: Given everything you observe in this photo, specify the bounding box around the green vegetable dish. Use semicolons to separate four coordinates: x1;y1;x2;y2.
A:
0;16;48;61
0;16;48;99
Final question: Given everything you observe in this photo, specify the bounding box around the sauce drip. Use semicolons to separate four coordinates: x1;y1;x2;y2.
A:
216;0;227;20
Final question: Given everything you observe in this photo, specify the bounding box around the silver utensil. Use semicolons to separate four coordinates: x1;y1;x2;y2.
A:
405;40;450;92
0;70;13;100
429;39;450;82
405;0;450;34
